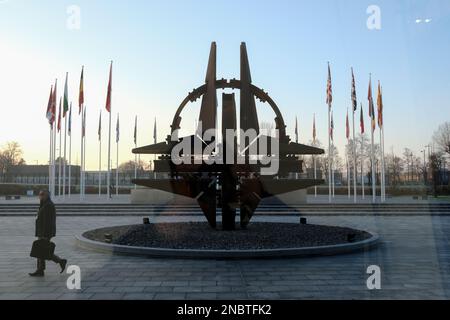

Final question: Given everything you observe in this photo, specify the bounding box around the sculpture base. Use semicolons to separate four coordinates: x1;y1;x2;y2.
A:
77;222;379;259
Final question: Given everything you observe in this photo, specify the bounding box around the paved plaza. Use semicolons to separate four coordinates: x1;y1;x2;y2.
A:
1;203;450;300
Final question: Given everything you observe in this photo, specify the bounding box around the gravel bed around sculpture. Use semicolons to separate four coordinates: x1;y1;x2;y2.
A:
82;222;372;250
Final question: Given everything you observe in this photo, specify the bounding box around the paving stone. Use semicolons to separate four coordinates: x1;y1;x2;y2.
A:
0;215;450;300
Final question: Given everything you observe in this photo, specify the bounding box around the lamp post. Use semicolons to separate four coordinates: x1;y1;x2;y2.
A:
421;149;426;184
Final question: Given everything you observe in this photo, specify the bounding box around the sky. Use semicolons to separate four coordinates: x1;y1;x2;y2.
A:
0;0;449;170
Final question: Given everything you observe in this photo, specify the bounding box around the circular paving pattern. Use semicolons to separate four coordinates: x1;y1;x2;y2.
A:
77;222;379;259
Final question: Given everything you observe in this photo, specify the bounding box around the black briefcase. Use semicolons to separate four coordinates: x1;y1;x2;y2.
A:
30;239;55;260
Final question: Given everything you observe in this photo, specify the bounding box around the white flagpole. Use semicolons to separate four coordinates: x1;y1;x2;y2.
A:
80;107;82;200
380;84;386;202
361;135;365;199
328;107;331;203
371;125;376;203
313;156;317;198
313;114;317;198
381;126;386;202
153;117;157;179
107;62;113;200
134;116;137;189
116;140;119;196
116;114;119;197
53;116;57;198
83;109;87;198
49;124;53;192
327;63;332;203
352;109;357;203
347;147;350;198
63;116;67;198
58;117;62;197
68;109;72;198
107;110;111;199
99;112;102;197
332;142;335;198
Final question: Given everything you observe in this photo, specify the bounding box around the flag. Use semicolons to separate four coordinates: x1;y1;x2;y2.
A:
346;110;350;140
57;97;62;132
105;62;113;113
312;114;316;142
63;73;69;117
368;76;376;132
326;63;332;106
68;103;72;136
116;114;120;143
98;111;102;141
153;118;157;144
82;108;86;138
52;79;58;124
294;116;298;142
46;85;54;124
351;68;357;112
134;116;137;145
330;112;334;141
360;103;365;134
377;81;383;129
78;66;84;114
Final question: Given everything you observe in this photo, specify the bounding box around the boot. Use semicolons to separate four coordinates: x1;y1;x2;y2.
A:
29;270;44;277
59;259;67;274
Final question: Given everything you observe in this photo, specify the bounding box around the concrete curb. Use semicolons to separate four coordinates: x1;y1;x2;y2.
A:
75;230;380;259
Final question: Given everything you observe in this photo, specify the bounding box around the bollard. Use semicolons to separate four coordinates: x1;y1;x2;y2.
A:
104;233;113;243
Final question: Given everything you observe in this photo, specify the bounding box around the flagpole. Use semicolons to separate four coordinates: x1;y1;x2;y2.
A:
370;119;375;203
313;114;317;198
116;138;119;196
352;108;357;203
63;115;67;198
134;116;137;189
53;114;57;198
379;129;384;202
153;117;157;180
116;114;119;197
107;61;113;200
107;109;111;199
49;124;53;192
328;106;332;203
326;63;333;203
361;134;365;199
347;145;350;198
368;75;376;203
330;111;335;199
295;117;298;180
134;146;137;188
99;112;102;197
83;109;87;198
350;68;358;203
80;106;84;200
380;124;386;202
68;106;72;198
58;113;62;197
379;84;386;203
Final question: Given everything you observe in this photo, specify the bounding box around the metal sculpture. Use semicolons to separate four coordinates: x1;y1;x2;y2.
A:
132;42;324;230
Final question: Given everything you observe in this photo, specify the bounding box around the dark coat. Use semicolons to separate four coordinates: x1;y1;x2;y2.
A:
35;199;56;238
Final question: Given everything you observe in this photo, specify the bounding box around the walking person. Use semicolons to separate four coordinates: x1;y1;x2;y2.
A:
29;190;67;277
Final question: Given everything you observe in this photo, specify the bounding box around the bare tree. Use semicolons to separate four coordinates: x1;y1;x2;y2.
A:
0;142;26;182
433;122;450;155
118;160;149;172
386;154;403;187
430;152;444;197
403;148;412;182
